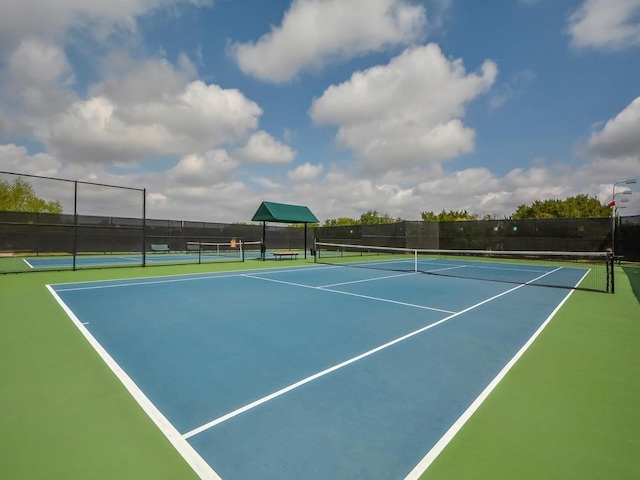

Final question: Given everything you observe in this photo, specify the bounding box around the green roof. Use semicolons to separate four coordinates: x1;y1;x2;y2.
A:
251;201;318;224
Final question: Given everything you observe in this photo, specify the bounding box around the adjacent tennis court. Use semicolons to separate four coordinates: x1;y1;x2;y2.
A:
48;258;587;480
17;241;259;271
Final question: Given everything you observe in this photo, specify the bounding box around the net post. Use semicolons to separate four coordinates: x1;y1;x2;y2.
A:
414;249;418;272
608;253;615;294
240;240;245;262
313;238;318;263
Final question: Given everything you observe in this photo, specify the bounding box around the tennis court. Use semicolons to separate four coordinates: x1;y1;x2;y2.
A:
48;257;590;480
11;241;264;271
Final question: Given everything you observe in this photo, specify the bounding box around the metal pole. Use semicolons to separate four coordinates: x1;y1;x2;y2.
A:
72;181;78;270
142;188;147;267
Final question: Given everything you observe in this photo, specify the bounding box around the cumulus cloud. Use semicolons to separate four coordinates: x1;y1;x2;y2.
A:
0;144;62;177
234;131;296;164
0;39;76;137
574;97;640;213
47;75;262;164
231;0;426;83
567;0;640;50
287;162;323;182
168;149;239;186
310;43;497;170
92;52;198;104
586;96;640;159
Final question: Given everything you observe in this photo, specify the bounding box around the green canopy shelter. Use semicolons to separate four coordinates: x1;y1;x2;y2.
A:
251;201;319;260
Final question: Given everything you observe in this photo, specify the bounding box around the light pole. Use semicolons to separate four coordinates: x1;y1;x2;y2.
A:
611;179;637;255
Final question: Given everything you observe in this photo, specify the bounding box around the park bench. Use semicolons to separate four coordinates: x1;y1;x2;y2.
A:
272;251;299;260
151;244;170;253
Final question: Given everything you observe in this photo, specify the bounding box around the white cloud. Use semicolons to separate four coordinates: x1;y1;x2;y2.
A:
234;131;296;164
567;0;640;50
1;44;264;167
48;76;262;164
0;39;76;137
168;149;239;186
0;144;62;177
310;43;497;170
287;162;323;182
586;96;640;159
231;0;426;83
92;52;197;104
4;139;635;222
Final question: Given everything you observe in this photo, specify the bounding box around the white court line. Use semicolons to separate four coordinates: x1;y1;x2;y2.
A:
55;272;246;292
47;285;221;480
319;271;417;288
242;274;456;314
183;267;562;440
23;258;34;269
424;265;468;273
53;264;335;292
404;265;582;479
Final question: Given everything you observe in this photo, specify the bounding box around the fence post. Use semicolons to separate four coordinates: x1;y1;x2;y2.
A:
73;181;78;270
142;188;147;267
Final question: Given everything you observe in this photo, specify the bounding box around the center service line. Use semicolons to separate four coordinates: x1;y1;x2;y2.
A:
182;268;562;440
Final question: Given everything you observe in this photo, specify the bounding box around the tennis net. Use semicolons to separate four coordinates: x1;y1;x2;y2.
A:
186;241;244;261
241;240;263;259
314;242;614;293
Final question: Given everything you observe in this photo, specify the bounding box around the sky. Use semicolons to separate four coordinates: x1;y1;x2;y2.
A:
0;0;639;223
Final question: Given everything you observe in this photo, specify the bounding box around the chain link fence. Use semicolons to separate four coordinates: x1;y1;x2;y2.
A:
316;218;614;253
3;171;636;274
0;171;312;273
1;171;146;272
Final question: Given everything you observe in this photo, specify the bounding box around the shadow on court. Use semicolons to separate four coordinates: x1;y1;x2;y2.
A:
622;266;640;304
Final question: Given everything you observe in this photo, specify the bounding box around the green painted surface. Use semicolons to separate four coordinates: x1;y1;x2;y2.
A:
420;266;640;480
1;261;638;479
0;261;307;479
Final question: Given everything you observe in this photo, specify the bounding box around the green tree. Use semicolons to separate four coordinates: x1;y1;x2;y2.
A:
421;209;478;221
511;194;610;219
420;211;438;222
360;210;401;225
289;222;319;228
0;178;63;213
323;217;359;227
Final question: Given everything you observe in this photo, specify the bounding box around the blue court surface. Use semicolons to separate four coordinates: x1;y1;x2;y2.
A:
48;263;575;480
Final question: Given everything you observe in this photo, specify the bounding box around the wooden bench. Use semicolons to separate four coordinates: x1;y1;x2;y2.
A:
186;243;200;253
273;251;299;260
151;244;170;253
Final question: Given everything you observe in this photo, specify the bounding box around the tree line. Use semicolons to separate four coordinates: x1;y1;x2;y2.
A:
323;195;611;226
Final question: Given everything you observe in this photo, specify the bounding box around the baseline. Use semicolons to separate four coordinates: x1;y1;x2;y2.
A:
46;285;221;480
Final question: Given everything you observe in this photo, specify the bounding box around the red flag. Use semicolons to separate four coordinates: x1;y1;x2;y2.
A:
608;201;616;207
